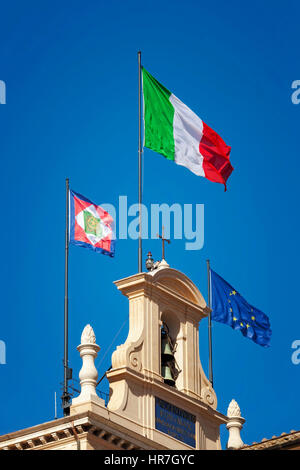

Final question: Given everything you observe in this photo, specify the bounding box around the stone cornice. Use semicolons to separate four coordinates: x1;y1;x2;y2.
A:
114;270;210;320
0;410;166;451
107;366;228;426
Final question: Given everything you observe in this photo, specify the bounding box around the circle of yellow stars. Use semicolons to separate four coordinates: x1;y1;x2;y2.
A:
228;290;256;329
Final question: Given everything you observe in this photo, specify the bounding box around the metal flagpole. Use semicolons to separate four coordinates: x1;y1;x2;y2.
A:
138;51;142;273
207;259;213;388
54;392;57;419
62;177;71;416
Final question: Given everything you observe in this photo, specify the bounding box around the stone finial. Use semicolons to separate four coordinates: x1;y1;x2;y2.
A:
71;324;104;408
227;399;241;418
226;399;245;450
81;324;96;344
158;259;170;269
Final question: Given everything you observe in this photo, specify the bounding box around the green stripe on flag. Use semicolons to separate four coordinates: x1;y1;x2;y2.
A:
142;67;175;161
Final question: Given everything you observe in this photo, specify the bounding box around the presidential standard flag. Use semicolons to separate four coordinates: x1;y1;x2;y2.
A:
142;67;234;190
210;269;272;347
69;190;115;257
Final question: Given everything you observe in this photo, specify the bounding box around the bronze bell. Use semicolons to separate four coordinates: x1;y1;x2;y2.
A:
161;336;174;361
161;365;175;386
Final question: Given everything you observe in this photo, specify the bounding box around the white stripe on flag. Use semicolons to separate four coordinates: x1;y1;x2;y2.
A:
170;94;205;177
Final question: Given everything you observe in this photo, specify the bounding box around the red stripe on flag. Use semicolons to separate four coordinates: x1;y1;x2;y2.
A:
74;195;91;216
200;122;234;191
74;219;92;245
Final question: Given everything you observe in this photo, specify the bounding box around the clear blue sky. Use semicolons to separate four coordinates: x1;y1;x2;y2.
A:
0;0;299;448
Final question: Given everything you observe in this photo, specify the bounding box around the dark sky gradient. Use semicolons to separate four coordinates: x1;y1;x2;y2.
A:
0;0;299;448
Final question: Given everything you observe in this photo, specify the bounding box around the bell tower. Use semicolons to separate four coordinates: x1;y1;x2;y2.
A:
106;260;227;450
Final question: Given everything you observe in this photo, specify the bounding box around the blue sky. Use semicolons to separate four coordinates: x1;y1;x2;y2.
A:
0;0;299;448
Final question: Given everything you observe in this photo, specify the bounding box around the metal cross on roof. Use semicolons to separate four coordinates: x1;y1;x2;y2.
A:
157;226;171;261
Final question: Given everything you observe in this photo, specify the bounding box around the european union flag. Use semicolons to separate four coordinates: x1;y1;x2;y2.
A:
210;269;272;347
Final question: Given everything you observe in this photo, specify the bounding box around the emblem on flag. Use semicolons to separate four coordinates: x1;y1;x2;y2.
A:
69;190;115;257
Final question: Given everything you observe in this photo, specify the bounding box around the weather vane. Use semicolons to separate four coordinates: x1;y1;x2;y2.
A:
157;226;171;261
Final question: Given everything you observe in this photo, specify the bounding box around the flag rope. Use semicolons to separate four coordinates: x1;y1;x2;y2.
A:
95;318;128;369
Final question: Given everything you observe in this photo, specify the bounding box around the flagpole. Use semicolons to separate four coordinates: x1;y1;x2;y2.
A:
207;259;213;388
62;177;71;416
138;50;142;273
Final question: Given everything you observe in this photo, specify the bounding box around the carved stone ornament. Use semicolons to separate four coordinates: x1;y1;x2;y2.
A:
71;324;104;409
202;386;217;408
227;399;241;418
226;399;245;450
81;324;96;345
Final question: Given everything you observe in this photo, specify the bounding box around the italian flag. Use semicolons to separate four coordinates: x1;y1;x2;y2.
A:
142;68;234;190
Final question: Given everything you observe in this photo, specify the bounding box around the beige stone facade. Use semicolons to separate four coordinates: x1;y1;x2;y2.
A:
1;262;298;451
0;263;229;450
103;265;227;449
0;410;165;450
